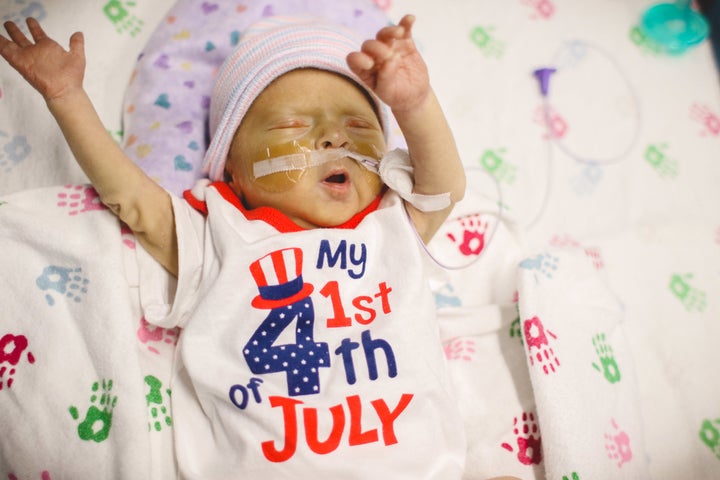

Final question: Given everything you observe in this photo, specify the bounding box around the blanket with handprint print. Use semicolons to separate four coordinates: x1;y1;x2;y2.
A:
2;0;720;478
0;184;176;478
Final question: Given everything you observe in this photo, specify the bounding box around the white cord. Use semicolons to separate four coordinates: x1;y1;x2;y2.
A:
407;39;642;271
547;40;642;166
405;165;507;271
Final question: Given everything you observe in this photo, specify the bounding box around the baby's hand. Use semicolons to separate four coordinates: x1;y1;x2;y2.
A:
0;18;85;102
347;15;430;113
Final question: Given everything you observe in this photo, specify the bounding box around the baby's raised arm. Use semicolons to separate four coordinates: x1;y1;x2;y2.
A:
347;14;465;243
0;18;177;274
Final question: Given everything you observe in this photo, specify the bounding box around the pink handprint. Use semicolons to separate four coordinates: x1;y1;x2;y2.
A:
584;247;604;270
0;333;35;390
371;0;391;11
8;472;52;480
523;316;560;374
522;0;556;19
445;214;488;256
549;234;604;270
137;317;179;355
57;185;106;216
443;337;476;362
120;222;136;249
690;103;720;136
501;411;543;465
534;104;568;139
605;418;633;467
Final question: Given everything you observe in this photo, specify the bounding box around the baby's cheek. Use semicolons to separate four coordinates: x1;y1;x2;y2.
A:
358;170;384;197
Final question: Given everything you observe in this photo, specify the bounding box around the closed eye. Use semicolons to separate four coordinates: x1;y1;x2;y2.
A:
270;119;309;130
346;118;375;129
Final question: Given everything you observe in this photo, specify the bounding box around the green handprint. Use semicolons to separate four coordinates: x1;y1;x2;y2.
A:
469;26;505;58
699;418;720;460
644;143;678;178
479;148;517;184
145;375;172;432
69;379;117;442
102;0;144;37
591;333;621;384
670;274;707;313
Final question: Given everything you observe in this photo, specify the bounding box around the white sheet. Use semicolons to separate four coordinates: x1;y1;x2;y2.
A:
1;0;719;478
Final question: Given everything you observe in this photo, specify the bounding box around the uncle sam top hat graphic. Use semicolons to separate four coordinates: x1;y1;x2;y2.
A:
249;248;314;309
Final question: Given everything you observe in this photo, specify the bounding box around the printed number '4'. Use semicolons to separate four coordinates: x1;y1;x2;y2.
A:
243;298;331;397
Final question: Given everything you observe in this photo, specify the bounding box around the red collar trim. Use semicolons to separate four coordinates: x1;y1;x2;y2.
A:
183;182;384;233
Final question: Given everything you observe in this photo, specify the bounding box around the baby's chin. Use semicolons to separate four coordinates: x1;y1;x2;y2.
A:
289;211;355;230
293;193;379;229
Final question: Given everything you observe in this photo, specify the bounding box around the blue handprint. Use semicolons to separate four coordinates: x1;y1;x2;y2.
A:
36;265;89;305
519;253;559;279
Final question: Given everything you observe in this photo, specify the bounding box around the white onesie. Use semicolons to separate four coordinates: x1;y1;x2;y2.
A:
141;180;466;479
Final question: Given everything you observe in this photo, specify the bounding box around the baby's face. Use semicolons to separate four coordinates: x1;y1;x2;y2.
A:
225;69;386;229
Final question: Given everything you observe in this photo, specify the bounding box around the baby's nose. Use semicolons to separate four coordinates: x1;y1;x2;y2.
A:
315;124;350;149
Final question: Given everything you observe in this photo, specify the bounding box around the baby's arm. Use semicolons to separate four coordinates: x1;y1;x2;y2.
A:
347;14;465;243
0;19;177;274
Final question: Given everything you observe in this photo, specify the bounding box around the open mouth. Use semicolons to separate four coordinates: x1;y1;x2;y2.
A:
324;173;348;184
321;164;351;186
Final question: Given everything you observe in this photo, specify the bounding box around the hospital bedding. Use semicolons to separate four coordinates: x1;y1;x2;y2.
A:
1;0;719;478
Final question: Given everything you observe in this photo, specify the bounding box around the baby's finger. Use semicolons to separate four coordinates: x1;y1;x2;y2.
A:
3;21;32;47
346;51;375;74
376;14;416;43
26;17;48;43
375;24;405;44
361;38;393;63
69;31;85;56
397;14;416;39
0;33;14;58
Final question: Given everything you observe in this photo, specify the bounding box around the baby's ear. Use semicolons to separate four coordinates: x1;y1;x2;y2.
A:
223;165;236;187
225;170;240;192
224;167;246;201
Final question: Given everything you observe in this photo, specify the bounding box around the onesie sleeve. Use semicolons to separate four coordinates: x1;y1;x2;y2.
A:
136;192;206;329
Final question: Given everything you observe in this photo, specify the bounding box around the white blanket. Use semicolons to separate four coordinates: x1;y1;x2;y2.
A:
1;0;720;478
0;185;175;478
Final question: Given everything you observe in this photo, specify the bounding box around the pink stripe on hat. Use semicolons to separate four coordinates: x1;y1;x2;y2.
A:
202;16;389;182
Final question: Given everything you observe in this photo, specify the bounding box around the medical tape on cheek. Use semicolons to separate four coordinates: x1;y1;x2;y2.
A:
252;147;452;212
252;148;380;180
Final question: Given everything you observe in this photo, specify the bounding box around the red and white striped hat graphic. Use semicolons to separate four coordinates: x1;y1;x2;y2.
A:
249;247;314;309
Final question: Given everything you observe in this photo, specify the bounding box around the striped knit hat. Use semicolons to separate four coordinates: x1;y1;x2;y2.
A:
203;16;389;182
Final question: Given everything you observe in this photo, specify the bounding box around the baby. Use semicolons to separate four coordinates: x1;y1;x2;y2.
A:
1;14;517;480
